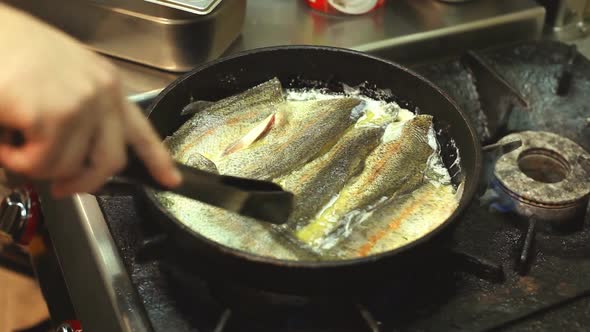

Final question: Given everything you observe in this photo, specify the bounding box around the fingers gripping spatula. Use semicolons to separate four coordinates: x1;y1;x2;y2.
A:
0;128;294;224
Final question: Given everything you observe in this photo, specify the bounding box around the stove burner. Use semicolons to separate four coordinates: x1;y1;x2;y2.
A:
494;131;590;225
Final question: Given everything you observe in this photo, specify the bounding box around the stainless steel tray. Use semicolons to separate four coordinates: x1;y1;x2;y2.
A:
5;0;245;72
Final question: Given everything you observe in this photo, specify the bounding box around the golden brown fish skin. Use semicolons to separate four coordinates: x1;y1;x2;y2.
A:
295;115;435;246
156;193;319;261
185;77;283;118
216;98;363;180
276;125;384;229
164;78;284;162
326;183;458;259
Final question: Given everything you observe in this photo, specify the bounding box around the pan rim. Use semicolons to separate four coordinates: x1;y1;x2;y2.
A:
143;45;483;268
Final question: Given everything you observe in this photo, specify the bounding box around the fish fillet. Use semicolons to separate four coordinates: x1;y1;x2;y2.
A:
164;78;285;162
326;183;458;259
157;192;317;261
216;98;363;180
276;125;384;229
295;115;435;247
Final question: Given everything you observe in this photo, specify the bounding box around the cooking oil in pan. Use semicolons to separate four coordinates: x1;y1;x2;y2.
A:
157;79;461;261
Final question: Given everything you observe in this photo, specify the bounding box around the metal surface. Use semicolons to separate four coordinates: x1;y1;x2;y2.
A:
106;0;545;95
0;191;28;240
479;139;523;197
516;218;537;276
4;0;245;72
572;33;590;58
460;51;528;143
89;0;220;15
229;0;544;63
5;0;544;94
494;131;590;223
539;0;590;40
29;230;79;329
556;45;579;95
482;139;523;153
38;190;153;332
127;89;164;109
142;0;222;15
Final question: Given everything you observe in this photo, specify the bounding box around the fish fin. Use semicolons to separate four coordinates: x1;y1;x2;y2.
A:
221;113;277;156
180;100;214;116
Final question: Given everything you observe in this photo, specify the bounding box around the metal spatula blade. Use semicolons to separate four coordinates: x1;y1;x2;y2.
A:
118;151;294;224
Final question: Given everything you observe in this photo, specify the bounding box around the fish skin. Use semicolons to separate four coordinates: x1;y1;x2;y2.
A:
326;183;458;259
295;115;435;246
164;78;284;162
188;77;283;118
216;98;363;180
157;192;318;261
185;153;219;174
276;125;384;229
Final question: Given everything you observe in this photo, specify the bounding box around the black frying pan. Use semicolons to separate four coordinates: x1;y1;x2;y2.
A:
140;46;482;294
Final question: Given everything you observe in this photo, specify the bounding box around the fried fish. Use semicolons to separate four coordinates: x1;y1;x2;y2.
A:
295;115;436;248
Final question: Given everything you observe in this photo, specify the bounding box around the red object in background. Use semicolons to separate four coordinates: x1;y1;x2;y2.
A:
59;320;83;332
17;185;40;246
306;0;385;15
0;185;42;248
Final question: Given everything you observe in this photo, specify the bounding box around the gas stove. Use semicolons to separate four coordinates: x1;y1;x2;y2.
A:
4;1;590;332
80;40;590;332
18;39;588;332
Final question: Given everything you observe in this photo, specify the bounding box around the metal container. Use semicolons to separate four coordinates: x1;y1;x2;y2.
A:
5;0;246;72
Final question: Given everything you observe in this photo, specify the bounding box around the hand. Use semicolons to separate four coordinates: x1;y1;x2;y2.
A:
0;5;181;197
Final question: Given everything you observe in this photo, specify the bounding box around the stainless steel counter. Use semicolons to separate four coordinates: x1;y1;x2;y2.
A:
113;0;545;95
573;34;590;58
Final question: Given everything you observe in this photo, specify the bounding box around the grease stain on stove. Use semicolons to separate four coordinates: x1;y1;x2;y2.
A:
556;281;576;297
477;293;500;305
517;276;540;295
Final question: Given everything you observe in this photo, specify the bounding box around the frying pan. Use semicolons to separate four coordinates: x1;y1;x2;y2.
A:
140;46;482;294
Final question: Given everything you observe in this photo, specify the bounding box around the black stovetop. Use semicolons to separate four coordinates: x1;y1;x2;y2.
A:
97;40;590;332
